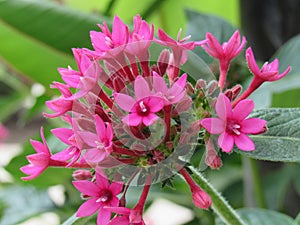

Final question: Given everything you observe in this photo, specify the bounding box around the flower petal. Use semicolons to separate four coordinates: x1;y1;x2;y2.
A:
134;76;151;100
153;72;168;94
240;118;267;134
72;180;99;197
145;96;164;112
97;209;111;225
218;132;234;153
215;94;232;120
233;99;254;121
122;113;142;126
143;113;159;126
234;133;255;151
110;182;124;195
76;198;100;217
114;93;136;112
200;118;225;134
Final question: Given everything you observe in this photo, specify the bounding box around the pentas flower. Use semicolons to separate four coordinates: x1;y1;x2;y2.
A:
106;207;145;225
201;94;267;152
114;76;164;126
89;15;129;58
73;169;123;225
44;82;73;118
156;28;206;79
152;72;187;105
21;127;51;180
202;30;246;90
233;47;291;105
50;127;82;167
79;115;113;164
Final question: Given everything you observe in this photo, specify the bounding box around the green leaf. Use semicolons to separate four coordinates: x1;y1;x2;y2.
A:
0;0;111;55
0;185;55;225
216;208;294;225
235;108;300;162
294;213;300;225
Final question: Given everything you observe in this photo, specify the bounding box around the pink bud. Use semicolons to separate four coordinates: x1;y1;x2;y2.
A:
191;186;212;209
195;79;207;90
72;170;92;180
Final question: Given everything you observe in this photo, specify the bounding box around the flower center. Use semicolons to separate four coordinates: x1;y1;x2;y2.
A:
96;189;113;203
226;120;241;135
136;100;150;116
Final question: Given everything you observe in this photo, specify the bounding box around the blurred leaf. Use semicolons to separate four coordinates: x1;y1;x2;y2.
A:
250;34;300;108
216;208;294;225
0;185;55;225
295;213;300;225
292;164;300;197
235;108;300;162
263;165;295;211
0;0;111;55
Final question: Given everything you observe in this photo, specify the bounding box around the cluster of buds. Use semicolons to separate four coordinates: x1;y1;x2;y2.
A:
21;15;290;224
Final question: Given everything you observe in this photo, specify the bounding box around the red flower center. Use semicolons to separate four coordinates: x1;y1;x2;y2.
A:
97;189;113;203
226;120;241;135
136;100;150;116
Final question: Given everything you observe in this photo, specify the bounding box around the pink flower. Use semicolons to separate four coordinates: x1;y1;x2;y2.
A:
156;28;206;79
106;207;145;225
246;47;291;82
89;15;129;57
125;15;154;56
152;72;187;105
114;76;164;126
200;94;266;152
202;30;246;89
20;127;51;180
58;49;100;100
192;186;212;209
79;115;113;164
50;127;82;167
44;82;73;118
73;169;123;225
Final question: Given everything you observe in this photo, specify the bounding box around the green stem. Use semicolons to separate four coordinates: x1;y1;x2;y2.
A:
104;0;117;17
248;158;266;208
189;166;247;225
141;0;167;20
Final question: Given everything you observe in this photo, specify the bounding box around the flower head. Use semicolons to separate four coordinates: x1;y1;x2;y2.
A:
201;94;267;152
73;169;123;225
202;30;246;89
20;127;51;180
246;47;291;82
114;76;164;126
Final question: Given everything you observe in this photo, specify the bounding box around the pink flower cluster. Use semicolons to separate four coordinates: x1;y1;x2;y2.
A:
21;15;290;224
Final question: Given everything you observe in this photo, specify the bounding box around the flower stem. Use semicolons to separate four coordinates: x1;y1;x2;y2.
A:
189;166;247;225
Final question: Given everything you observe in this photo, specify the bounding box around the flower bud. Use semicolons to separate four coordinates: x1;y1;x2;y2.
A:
72;170;92;180
205;138;222;170
191;186;212;209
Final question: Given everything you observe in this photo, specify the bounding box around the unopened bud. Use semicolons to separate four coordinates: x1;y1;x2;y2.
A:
192;186;212;209
195;79;207;90
224;89;233;101
174;96;192;113
158;49;170;76
205;138;222;169
72;170;92;180
231;84;242;101
186;82;195;95
207;80;219;95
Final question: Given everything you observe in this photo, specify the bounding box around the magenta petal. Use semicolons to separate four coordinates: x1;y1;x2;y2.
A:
94;115;106;139
73;180;99;196
79;131;97;147
218;132;234;153
84;148;107;163
114;93;136;112
146;96;164;112
134;76;151;100
215;94;232;120
200;118;224;134
97;209;111;225
122;114;142;126
143;113;159;126
51;128;73;144
206;32;224;57
234;133;255;151
246;47;260;75
95;169;109;189
110;182;123;195
76;198;101;217
233;99;254;121
153;72;168;94
241;118;267;134
108;216;129;225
